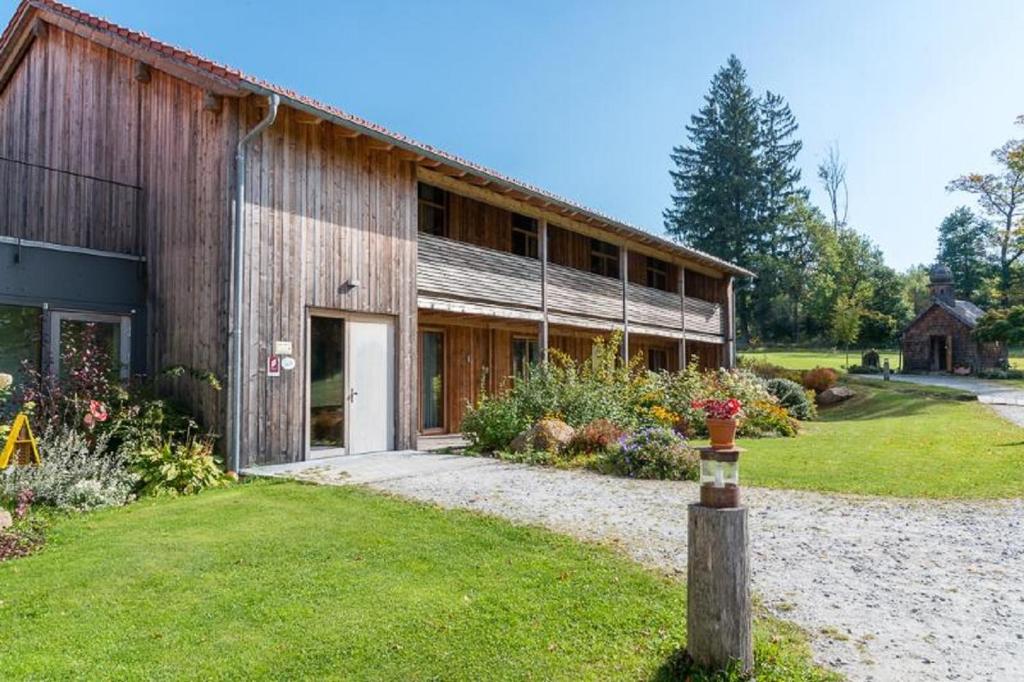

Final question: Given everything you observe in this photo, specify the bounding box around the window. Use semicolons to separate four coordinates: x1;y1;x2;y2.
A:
646;256;669;291
590;239;619;279
512;337;540;379
420;331;445;432
0;305;42;378
50;311;131;380
647;348;669;373
417;183;447;236
511;213;538;259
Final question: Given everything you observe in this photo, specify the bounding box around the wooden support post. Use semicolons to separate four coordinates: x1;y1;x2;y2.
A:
679;265;687;369
725;275;736;368
539;219;549;363
621;245;629;361
687;503;753;674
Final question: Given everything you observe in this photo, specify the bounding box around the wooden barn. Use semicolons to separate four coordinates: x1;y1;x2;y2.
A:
0;0;750;468
901;264;1006;373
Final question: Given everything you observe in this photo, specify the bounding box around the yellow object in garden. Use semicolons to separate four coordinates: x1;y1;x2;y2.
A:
0;413;41;469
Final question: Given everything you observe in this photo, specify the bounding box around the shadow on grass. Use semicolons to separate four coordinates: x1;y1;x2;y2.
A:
815;381;979;424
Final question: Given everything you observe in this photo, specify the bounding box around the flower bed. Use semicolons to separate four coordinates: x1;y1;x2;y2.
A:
0;323;229;561
461;333;811;480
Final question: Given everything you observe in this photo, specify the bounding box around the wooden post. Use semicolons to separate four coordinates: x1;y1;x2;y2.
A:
621;245;629;361
539;219;549;363
687;502;753;673
679;265;687;369
725;275;736;368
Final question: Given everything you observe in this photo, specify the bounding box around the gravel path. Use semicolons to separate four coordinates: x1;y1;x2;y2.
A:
250;452;1024;681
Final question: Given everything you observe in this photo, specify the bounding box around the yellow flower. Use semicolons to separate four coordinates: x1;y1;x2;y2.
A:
0;373;12;391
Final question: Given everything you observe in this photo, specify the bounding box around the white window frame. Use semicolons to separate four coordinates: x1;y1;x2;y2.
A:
49;310;132;380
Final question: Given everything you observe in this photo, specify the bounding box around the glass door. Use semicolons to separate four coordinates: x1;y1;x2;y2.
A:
309;316;346;453
420;330;445;433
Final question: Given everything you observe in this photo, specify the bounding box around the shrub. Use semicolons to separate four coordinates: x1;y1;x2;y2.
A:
599;427;698;480
977;368;1024;380
462;332;658;451
461;392;531;453
847;364;882;375
738;357;803;383
802;367;838;393
0;426;138;511
741;400;799;437
766;378;816;421
568;419;626;455
132;435;226;497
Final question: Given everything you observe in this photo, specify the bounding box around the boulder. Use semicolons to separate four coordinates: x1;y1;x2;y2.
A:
510;418;575;454
817;386;855;405
0;509;12;530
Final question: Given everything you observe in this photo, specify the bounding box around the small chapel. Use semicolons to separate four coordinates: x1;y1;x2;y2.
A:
901;264;1007;373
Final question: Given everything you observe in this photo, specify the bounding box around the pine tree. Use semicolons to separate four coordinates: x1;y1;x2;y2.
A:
936;206;995;304
758;91;804;249
664;55;761;267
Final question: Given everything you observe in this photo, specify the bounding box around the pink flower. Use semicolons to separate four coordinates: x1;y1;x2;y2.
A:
89;400;108;423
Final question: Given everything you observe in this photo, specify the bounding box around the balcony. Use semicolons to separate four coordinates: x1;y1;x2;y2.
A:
0;156;144;256
417;233;725;341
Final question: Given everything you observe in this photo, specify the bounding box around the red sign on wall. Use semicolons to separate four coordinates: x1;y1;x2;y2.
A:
267;354;281;377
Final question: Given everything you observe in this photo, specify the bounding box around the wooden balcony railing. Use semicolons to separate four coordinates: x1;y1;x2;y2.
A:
417;232;726;340
0;156;144;256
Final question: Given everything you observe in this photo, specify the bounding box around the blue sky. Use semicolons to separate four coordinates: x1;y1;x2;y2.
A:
5;0;1021;270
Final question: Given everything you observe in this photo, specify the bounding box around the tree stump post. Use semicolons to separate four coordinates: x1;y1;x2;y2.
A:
686;503;753;673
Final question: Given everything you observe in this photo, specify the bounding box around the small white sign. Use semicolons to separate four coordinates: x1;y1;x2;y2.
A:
274;340;293;356
281;356;297;371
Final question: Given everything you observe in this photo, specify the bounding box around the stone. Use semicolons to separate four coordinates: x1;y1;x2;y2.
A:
509;418;574;453
0;509;12;530
818;386;856;405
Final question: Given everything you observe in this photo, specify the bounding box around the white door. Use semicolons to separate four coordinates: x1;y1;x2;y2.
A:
345;317;395;454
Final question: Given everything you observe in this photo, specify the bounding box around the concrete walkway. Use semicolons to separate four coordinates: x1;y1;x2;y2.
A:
244;451;1024;682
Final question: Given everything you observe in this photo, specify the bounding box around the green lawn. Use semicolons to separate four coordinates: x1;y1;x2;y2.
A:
741;346;1024;371
741;379;1024;499
740;347;901;371
0;482;831;681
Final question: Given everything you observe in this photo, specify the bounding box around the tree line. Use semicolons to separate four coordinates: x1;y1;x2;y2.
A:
664;56;1023;350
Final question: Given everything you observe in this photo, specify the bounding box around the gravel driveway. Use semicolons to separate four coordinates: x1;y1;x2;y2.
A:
248;452;1024;681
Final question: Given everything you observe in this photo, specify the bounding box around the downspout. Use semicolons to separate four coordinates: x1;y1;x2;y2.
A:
229;93;279;474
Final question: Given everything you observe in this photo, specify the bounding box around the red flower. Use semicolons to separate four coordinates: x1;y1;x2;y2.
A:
89;400;108;423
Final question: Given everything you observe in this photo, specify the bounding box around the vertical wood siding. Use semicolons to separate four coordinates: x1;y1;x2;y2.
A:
240;102;417;462
0;26;233;440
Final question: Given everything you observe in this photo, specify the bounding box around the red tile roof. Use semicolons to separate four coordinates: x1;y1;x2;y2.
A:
2;0;753;277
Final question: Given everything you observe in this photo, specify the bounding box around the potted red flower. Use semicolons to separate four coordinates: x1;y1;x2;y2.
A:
691;398;743;450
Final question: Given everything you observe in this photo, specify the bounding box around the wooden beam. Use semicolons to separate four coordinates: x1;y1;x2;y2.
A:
202;92;222;113
621;245;629;361
133;61;151;83
0;12;41;96
365;139;395;151
540;219;549;363
334;126;360;138
294;111;323;125
679;265;687;369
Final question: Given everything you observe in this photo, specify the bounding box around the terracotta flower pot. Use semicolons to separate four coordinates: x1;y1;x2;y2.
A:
706;417;738;450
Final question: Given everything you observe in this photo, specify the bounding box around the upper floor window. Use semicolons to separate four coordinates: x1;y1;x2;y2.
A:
511;213;539;259
589;238;619;279
646;256;669;291
417;183;447;236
